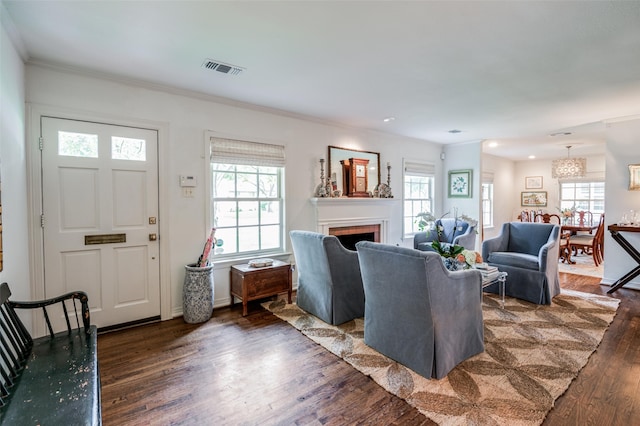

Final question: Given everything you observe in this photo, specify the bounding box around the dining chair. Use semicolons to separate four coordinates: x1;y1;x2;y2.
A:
534;213;561;224
575;210;594;227
569;214;605;266
559;229;572;263
519;210;533;222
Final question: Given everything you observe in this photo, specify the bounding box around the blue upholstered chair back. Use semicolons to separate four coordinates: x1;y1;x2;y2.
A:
414;218;476;252
290;230;365;325
356;241;484;379
507;222;556;255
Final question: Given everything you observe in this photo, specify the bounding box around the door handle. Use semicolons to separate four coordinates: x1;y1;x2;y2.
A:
149;233;157;241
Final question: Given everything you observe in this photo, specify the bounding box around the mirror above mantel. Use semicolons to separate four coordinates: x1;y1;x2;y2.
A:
328;146;381;197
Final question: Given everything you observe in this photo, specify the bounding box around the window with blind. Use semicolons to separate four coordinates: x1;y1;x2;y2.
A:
210;137;285;257
403;160;435;235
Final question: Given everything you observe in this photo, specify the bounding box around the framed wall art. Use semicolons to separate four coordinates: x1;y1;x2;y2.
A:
448;169;472;198
525;176;543;189
629;164;640;190
521;191;547;207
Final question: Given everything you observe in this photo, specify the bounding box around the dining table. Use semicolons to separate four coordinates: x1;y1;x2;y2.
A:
560;223;599;234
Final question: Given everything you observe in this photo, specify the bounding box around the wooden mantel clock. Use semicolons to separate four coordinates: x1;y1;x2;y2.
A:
340;158;370;197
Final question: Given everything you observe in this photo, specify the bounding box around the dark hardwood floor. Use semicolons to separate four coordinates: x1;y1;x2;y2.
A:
98;273;639;425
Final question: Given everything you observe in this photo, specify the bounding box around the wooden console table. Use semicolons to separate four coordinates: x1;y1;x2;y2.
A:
607;224;640;294
230;260;292;316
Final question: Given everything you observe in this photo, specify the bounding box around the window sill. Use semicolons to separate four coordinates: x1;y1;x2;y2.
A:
210;252;292;269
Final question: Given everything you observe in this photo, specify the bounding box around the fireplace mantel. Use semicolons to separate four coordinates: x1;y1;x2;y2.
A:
310;197;400;244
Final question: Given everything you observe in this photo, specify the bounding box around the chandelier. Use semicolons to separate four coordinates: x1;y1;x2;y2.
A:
551;145;586;178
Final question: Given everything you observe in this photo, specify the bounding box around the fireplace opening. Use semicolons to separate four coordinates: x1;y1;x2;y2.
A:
328;224;380;251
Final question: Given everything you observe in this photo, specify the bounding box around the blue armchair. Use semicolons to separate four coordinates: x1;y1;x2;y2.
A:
482;222;561;305
290;230;365;325
355;241;484;380
414;218;476;252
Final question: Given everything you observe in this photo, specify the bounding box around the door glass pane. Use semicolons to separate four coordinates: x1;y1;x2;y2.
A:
58;131;98;158
112;137;146;161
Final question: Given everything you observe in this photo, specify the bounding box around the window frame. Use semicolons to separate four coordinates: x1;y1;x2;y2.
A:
403;160;436;237
558;179;605;224
481;182;494;228
207;134;286;260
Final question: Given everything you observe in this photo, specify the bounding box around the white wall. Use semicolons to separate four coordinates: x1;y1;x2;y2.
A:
603;118;640;290
24;64;445;317
442;142;482;250
481;153;515;240
0;11;31;327
512;155;605;218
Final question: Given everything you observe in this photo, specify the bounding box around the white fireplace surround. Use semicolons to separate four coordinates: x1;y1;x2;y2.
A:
310;198;398;244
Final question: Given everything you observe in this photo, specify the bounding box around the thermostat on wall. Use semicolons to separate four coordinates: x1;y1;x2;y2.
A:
179;175;197;187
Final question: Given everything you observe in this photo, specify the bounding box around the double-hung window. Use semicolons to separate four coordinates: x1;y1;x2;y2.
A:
482;172;494;228
403;160;435;236
559;180;605;223
210;137;285;257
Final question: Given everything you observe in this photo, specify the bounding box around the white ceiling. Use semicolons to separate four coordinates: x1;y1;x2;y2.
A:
4;1;640;161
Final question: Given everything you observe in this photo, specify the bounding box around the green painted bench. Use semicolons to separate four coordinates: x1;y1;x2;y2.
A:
0;282;101;425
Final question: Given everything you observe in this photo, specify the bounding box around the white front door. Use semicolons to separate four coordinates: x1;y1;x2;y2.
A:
41;117;160;329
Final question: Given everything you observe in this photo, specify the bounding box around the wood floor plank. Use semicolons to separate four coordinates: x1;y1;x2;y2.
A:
98;273;637;425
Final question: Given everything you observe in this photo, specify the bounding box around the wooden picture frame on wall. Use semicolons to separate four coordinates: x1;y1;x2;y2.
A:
525;176;543;189
521;191;547;207
629;164;640;190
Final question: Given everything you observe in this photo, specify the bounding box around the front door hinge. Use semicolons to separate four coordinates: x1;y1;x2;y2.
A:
40;214;45;228
39;137;44;151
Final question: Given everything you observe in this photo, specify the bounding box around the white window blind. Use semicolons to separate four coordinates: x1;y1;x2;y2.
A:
210;137;285;167
404;161;435;176
482;171;494;183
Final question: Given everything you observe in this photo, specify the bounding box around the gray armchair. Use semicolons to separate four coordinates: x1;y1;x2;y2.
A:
414;218;476;252
482;222;561;305
289;230;365;325
355;241;484;380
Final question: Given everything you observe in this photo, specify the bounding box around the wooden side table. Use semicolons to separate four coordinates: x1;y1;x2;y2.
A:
230;260;292;316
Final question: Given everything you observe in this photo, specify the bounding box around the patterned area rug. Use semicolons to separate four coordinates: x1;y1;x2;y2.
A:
263;290;619;425
557;254;603;278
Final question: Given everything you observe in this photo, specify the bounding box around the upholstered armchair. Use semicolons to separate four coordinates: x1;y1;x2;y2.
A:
414;218;476;252
289;230;365;325
355;241;484;380
482;222;561;305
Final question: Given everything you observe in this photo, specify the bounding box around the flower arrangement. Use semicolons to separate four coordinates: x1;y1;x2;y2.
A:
415;208;478;233
431;240;483;271
560;208;574;219
559;207;576;224
415;211;437;231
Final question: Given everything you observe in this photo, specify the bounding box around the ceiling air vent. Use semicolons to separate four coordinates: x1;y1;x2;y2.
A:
202;59;245;76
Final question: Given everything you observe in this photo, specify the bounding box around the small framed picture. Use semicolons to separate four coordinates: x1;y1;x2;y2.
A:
629;164;640;190
521;191;547;207
525;176;543;189
448;169;472;198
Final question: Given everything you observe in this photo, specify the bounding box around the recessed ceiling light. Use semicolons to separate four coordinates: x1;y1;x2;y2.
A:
383;117;396;122
528;155;536;159
488;141;498;148
448;129;462;134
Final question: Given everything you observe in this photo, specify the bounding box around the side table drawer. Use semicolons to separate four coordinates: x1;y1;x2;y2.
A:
245;268;289;297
